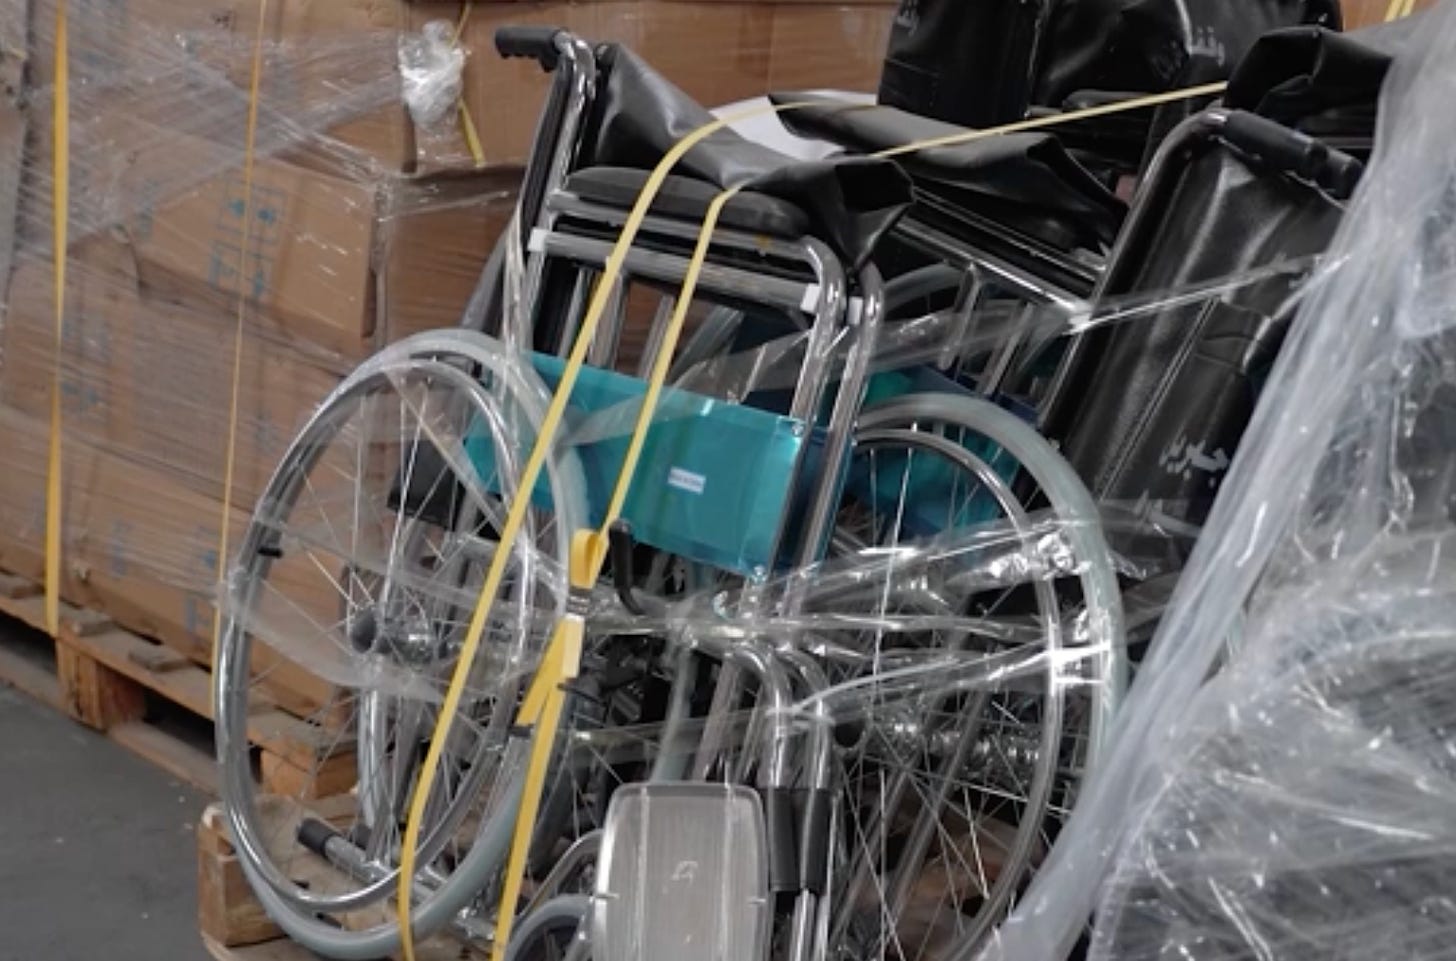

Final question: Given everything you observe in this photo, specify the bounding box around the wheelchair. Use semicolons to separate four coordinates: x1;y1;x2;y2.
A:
213;14;1372;961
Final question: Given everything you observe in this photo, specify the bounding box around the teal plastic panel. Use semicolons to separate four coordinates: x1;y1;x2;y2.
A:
466;354;814;578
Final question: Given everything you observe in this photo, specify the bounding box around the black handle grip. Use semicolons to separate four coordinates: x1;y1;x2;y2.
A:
1320;149;1365;199
495;26;564;71
798;788;833;895
1224;110;1363;198
1224;111;1325;181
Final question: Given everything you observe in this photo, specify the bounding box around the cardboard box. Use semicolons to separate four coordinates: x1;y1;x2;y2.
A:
2;255;346;512
20;147;517;373
127;157;380;357
29;0;419;175
767;3;893;92
32;0;893;178
0;405;335;716
378;172;520;340
121;156;520;355
1343;0;1437;27
25;104;382;357
223;0;441;174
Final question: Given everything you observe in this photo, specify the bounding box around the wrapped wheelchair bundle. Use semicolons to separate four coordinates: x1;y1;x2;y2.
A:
980;4;1456;959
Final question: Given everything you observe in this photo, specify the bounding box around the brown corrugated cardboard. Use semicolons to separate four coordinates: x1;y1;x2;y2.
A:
1344;0;1436;26
2;255;346;512
126;155;380;357
767;3;893;92
29;0;417;175
379;172;520;340
416;0;895;172
0;405;333;716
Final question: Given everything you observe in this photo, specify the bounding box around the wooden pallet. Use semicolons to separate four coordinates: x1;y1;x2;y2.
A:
0;571;353;797
199;800;487;960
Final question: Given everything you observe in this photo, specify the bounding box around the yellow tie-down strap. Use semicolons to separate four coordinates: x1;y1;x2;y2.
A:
1386;0;1420;22
206;0;271;714
44;0;69;637
387;81;1232;961
397;101;769;961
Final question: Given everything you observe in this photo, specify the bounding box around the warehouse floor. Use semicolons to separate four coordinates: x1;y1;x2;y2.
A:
0;644;210;960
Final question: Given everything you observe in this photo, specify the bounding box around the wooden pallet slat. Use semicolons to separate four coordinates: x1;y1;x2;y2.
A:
198;805;284;948
199;798;490;960
56;640;147;729
0;573;461;960
0;567;354;801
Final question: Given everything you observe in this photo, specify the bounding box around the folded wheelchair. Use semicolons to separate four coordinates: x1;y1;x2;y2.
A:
213;14;1378;961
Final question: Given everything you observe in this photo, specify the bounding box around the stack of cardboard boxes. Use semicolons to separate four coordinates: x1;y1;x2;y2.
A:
0;0;895;717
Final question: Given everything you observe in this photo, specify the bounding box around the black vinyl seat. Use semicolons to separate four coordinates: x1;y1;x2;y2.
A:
564;166;812;239
767;91;1127;252
578;46;912;271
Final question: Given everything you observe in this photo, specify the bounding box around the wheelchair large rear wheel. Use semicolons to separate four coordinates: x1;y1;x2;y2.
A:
824;392;1125;961
215;330;588;958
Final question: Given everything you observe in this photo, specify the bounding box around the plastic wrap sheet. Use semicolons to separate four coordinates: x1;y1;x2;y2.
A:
976;7;1456;960
227;497;1129;739
0;0;523;721
0;0;899;701
669;258;1323;403
218;215;1300;741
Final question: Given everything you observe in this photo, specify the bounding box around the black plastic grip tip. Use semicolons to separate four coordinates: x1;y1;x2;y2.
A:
1224;111;1324;182
494;26;564;71
608;520;646;616
798;788;834;895
763;787;799;893
1322;151;1365;199
297;817;341;858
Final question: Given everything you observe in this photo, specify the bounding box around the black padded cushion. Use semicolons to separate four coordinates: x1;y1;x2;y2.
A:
768;92;1125;250
583;46;911;270
565;166;812;239
1225;16;1425;125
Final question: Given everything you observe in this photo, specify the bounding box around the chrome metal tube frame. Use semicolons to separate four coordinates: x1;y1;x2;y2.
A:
678;632;797;790
790;265;883;572
531;227;821;319
516;34;599;329
528;206;855;579
1038;108;1232;429
894;216;1092;319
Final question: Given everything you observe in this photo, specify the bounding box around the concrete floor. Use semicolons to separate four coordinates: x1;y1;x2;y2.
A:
0;681;211;960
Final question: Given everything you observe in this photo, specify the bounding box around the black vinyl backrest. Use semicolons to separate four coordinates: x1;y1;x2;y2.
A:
876;0;1340;130
1224;14;1430;128
1054;133;1344;545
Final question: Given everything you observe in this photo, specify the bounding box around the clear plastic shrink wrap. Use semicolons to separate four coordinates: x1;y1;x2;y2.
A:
974;5;1456;959
0;0;896;717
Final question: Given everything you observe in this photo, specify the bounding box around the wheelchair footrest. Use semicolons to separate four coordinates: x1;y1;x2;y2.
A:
593;783;772;961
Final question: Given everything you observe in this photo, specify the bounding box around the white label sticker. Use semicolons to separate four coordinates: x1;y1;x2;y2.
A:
667;467;707;495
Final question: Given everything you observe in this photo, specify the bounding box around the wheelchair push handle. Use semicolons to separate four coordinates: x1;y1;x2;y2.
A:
495;26;566;71
1223;110;1363;199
